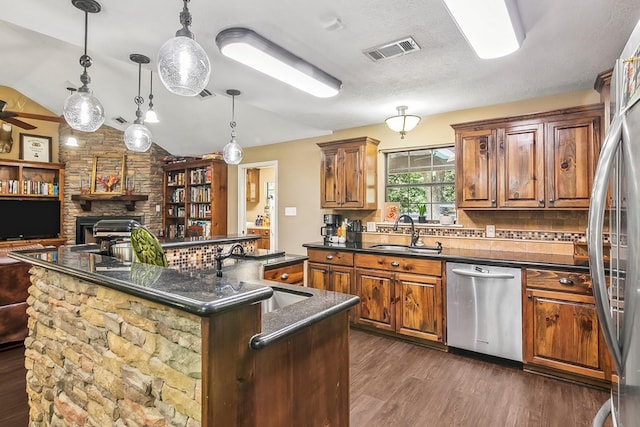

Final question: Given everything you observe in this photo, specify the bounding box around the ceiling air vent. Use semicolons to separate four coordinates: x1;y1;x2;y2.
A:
198;88;215;100
363;36;421;62
113;117;128;125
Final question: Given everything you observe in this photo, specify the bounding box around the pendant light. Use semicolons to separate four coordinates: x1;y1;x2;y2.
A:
124;54;153;152
63;0;105;132
157;0;211;96
144;70;159;124
223;89;243;165
385;106;421;139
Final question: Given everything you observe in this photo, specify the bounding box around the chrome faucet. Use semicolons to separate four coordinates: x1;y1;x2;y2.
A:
393;214;420;247
215;243;245;277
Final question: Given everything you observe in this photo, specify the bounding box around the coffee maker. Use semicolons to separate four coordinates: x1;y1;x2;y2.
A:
321;214;341;243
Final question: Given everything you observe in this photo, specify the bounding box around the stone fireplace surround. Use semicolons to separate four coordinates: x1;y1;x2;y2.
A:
59;124;170;244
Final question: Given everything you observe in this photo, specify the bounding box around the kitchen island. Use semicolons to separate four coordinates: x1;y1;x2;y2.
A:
10;244;359;427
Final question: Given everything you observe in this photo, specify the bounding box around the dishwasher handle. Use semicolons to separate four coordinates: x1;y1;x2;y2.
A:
450;268;515;279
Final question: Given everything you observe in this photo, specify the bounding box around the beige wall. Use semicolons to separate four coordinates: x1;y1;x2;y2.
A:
236;89;601;255
0;86;61;163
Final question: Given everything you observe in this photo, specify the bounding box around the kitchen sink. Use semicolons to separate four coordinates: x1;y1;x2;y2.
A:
369;243;442;255
261;288;311;313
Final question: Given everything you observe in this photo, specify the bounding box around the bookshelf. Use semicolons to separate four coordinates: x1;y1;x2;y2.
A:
0;159;65;246
162;159;227;238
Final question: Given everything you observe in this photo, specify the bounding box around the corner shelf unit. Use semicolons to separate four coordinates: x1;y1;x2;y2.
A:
162;159;228;238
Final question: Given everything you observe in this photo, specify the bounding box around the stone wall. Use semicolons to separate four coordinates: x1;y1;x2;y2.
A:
59;124;171;243
25;266;203;426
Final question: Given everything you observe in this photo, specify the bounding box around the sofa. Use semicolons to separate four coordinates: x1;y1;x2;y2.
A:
0;244;43;347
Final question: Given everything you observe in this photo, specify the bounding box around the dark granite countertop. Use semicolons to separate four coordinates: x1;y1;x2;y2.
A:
9;246;357;350
303;241;587;271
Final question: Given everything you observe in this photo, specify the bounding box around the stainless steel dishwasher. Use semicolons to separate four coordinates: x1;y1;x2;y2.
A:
446;262;522;361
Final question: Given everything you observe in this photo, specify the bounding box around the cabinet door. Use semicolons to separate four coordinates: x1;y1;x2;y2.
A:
332;266;353;295
307;262;331;291
340;144;364;208
497;123;545;208
524;289;609;380
455;128;497;208
319;147;341;208
545;115;600;208
395;273;444;343
355;268;395;332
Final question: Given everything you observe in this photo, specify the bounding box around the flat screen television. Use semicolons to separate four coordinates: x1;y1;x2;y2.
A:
0;199;61;241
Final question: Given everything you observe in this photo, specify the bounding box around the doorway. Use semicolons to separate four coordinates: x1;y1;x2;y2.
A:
238;161;278;251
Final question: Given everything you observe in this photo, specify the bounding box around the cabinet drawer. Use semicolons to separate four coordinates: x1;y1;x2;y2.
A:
307;249;354;267
526;268;592;295
355;254;442;277
264;263;304;285
247;228;270;237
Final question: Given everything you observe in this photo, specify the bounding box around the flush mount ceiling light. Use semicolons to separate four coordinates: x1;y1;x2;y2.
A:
124;54;153;152
144;70;159;124
63;0;105;132
385;106;421;139
442;0;525;59
222;89;243;165
158;0;211;96
216;27;342;98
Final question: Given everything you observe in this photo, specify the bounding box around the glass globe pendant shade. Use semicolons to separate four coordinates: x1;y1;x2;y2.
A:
158;36;211;96
223;137;243;165
63;90;105;132
124;123;153;152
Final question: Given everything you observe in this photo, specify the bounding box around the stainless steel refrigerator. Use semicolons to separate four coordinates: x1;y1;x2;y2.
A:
588;18;640;427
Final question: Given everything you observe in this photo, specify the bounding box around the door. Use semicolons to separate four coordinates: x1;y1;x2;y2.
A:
395;273;443;342
497;123;545;208
238;161;277;251
546;115;600;208
455;128;497;208
355;268;395;332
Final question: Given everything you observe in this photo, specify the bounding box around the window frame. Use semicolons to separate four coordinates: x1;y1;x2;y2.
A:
384;145;456;222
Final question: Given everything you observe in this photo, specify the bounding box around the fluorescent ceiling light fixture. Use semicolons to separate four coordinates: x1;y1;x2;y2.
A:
442;0;525;59
216;27;342;98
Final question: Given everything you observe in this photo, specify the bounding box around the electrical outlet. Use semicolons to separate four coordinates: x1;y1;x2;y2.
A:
156;204;161;212
486;225;496;238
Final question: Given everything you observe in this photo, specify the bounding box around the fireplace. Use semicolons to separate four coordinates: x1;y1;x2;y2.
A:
75;216;143;244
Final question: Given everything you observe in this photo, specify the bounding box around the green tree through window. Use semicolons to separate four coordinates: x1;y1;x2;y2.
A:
385;147;456;221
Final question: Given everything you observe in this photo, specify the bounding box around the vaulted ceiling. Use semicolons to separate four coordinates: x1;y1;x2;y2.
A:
2;1;639;155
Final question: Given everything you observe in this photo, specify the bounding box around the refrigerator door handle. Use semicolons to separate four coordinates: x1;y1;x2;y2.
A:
588;114;624;374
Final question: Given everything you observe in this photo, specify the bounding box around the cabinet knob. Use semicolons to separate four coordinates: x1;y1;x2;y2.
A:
549;199;555;204
390;261;400;267
527;294;532;299
491;199;496;205
539;199;544;205
559;277;574;286
326;255;334;260
280;273;289;280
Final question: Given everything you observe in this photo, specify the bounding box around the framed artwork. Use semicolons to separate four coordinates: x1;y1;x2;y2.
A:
19;133;52;162
91;154;126;194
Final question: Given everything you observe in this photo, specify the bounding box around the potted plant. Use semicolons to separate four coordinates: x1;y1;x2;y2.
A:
418;205;427;223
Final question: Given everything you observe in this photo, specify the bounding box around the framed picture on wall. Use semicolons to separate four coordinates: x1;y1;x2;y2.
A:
19;133;52;162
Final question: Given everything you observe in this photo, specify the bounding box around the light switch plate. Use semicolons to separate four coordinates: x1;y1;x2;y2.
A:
284;207;297;216
486;225;496;238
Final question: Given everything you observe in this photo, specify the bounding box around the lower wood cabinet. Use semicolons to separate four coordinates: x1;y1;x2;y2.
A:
247;227;270;250
355;253;444;344
523;268;611;383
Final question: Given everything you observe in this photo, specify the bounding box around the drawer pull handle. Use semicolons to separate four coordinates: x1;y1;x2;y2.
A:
390;261;400;267
280;273;289;280
326;255;334;260
559;277;574;286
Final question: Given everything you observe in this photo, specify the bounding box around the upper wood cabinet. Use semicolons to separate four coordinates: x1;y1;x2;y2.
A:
317;137;379;209
246;168;260;203
455;128;497;208
452;104;603;210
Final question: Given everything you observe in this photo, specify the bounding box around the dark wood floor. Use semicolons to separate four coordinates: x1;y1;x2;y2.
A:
0;331;611;426
350;329;611;427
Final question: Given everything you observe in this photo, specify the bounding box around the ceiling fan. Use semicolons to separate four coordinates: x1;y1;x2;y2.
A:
0;100;65;130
